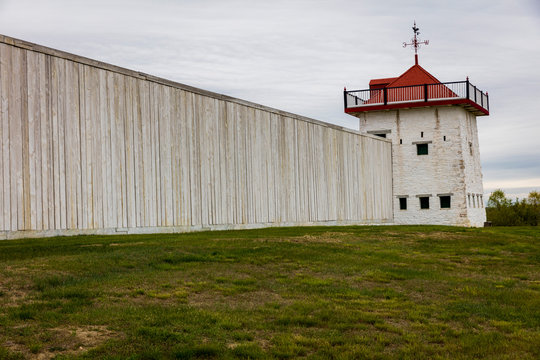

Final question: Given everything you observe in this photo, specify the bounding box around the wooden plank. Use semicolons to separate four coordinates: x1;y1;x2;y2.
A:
179;90;191;226
131;78;144;227
169;87;179;226
44;55;54;229
185;91;200;226
64;60;81;229
161;85;173;226
151;82;161;227
124;76;136;228
20;49;31;230
55;57;68;229
78;64;87;229
26;50;38;230
0;44;6;231
9;46;23;230
141;80;153;227
103;70;114;229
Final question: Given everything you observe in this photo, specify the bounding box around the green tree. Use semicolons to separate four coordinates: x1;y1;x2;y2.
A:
487;189;512;208
486;189;539;226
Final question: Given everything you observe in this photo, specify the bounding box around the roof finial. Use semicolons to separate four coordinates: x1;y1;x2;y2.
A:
403;21;429;65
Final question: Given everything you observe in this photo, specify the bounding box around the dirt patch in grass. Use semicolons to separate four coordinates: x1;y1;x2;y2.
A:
189;289;286;310
4;325;116;359
410;231;466;240
257;232;350;244
109;242;145;247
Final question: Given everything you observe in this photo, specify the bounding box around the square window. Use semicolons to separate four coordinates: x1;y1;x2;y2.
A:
440;196;451;208
417;143;428;155
399;197;407;210
419;197;429;209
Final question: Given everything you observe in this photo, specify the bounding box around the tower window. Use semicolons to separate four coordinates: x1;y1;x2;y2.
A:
419;197;430;209
439;196;451;209
443;135;446;141
400;139;402;145
421;131;424;138
399;197;407;210
417;143;428;155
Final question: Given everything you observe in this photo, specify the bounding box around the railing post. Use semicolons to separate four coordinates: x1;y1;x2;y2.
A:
474;85;477;103
343;88;347;109
383;88;387;105
466;78;470;99
424;84;428;102
486;92;489;112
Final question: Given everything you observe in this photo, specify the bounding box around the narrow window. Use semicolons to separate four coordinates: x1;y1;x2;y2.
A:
440;196;451;209
469;142;473;155
419;197;430;209
399;197;407;210
468;194;471;207
443;135;446;141
421;131;424;138
374;133;386;138
400;139;402;145
472;194;476;208
480;195;484;208
417;143;428;155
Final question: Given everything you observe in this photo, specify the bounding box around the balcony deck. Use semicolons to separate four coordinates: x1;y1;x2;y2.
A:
344;81;489;116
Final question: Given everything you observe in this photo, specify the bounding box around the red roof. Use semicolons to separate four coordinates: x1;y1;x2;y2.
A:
386;64;441;87
362;64;456;105
369;77;397;89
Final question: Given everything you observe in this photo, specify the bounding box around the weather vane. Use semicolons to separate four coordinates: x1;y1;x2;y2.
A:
403;21;429;65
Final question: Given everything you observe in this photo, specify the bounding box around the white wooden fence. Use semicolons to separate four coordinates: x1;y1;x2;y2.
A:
0;35;393;239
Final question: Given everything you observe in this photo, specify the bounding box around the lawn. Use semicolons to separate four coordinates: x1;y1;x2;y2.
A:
0;225;539;359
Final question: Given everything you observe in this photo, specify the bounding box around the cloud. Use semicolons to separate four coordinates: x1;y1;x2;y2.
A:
0;0;539;187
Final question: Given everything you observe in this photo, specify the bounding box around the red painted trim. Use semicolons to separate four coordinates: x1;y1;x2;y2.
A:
345;98;489;116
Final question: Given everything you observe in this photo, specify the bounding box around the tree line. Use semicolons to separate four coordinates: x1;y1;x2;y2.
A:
486;190;540;226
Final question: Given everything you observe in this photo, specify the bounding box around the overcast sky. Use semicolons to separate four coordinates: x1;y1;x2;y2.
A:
1;0;539;198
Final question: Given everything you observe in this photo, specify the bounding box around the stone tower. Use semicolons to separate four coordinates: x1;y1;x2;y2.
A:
343;24;489;226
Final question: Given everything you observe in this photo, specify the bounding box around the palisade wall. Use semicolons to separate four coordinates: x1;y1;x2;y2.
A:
0;35;392;239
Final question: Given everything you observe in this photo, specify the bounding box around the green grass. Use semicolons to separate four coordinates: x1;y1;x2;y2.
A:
0;225;539;359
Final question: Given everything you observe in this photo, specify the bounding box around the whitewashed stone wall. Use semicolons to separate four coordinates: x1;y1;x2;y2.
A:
0;35;393;239
359;106;486;227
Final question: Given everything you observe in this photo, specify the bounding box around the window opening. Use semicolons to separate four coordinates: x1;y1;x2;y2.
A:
374;133;386;138
440;196;451;209
421;131;424;138
399;197;407;210
417;143;428;155
419;197;430;209
400;139;402;145
443;135;446;141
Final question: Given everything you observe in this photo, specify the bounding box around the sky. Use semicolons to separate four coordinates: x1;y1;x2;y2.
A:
0;0;539;200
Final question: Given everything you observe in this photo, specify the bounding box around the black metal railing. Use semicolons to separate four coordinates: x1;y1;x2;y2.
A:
344;80;488;113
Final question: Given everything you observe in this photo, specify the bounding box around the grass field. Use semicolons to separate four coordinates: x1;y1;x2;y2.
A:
0;226;539;359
